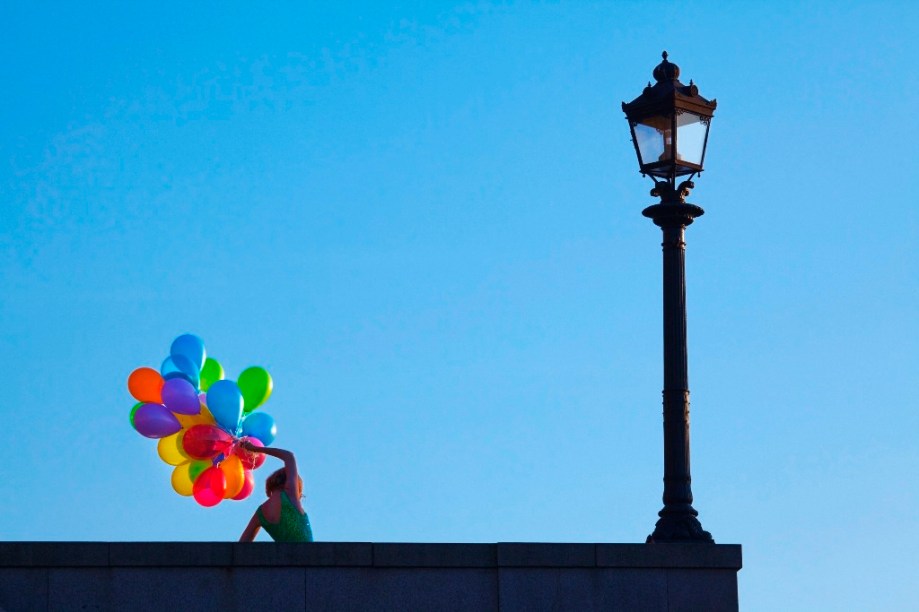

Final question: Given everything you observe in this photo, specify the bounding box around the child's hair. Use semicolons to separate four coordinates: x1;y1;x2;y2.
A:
265;468;303;498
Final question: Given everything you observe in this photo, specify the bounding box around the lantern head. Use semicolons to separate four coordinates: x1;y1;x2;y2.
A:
622;52;717;187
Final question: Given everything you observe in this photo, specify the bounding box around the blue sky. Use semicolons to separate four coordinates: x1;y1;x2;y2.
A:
1;1;917;609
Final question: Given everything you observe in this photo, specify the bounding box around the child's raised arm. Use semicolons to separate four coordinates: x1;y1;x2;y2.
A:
241;442;300;500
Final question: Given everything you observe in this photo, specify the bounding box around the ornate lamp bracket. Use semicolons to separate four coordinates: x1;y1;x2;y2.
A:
651;179;695;204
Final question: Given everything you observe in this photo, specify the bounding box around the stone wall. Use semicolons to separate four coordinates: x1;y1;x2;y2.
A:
0;542;741;611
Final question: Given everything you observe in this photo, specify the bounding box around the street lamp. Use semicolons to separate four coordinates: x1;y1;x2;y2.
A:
622;52;717;543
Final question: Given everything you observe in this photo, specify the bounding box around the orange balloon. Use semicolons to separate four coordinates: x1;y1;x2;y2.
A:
128;367;164;404
220;455;246;498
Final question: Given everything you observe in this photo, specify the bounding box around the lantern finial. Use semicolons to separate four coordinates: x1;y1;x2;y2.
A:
653;51;680;82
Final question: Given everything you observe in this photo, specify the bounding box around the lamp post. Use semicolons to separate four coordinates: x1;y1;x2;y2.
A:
622;52;717;543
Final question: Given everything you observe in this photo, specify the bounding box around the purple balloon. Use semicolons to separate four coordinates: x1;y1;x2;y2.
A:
133;403;181;438
161;378;201;415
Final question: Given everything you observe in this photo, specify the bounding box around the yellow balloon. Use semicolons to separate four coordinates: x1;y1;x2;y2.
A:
220;455;245;499
171;460;211;496
157;431;190;466
174;405;216;429
174;414;198;429
200;406;216;425
171;462;195;496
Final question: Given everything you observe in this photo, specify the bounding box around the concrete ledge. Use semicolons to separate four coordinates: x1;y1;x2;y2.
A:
233;542;373;567
374;543;496;567
597;543;743;568
109;542;235;566
0;542;742;611
0;542;741;569
497;543;596;567
0;542;111;567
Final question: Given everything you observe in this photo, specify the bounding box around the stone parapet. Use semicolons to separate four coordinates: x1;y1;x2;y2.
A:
0;542;741;611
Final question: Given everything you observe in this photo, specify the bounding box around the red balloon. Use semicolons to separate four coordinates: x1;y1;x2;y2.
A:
193;466;226;507
234;437;267;470
232;470;256;501
182;425;233;460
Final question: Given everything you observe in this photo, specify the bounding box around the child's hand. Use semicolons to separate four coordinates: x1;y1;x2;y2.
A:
239;439;262;452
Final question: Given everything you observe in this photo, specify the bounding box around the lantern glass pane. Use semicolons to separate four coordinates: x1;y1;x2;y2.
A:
633;115;672;166
676;112;708;166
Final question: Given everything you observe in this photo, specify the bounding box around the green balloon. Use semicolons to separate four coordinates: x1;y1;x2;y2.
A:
129;402;143;429
188;460;211;483
238;366;273;413
199;357;225;392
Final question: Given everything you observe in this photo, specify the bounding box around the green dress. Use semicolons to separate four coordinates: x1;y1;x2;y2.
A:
257;491;314;542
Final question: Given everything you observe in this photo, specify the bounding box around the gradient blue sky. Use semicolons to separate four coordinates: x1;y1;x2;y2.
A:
2;1;917;609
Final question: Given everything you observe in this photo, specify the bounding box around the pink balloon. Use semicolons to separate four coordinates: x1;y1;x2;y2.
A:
133;403;181;438
193;466;226;507
234;437;267;470
232;470;256;501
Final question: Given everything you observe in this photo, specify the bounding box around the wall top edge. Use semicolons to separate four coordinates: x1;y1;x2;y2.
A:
0;542;742;570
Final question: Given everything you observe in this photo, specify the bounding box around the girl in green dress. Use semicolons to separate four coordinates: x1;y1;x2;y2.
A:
238;442;314;542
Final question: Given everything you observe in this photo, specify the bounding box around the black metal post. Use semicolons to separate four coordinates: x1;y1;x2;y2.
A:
642;181;713;543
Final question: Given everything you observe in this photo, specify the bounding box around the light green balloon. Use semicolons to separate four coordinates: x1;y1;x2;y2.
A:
238;366;273;413
199;358;225;392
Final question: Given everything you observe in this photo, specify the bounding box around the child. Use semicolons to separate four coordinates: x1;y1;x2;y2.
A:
238;442;314;542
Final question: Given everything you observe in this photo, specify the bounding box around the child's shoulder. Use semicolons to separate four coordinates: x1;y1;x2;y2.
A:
259;496;281;521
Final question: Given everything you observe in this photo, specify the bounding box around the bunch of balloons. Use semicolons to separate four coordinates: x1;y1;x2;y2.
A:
127;334;277;507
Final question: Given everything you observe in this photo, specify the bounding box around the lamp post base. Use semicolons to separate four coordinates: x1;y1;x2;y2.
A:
647;507;714;543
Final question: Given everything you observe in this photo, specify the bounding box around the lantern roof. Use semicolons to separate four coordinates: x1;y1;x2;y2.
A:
622;52;717;121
